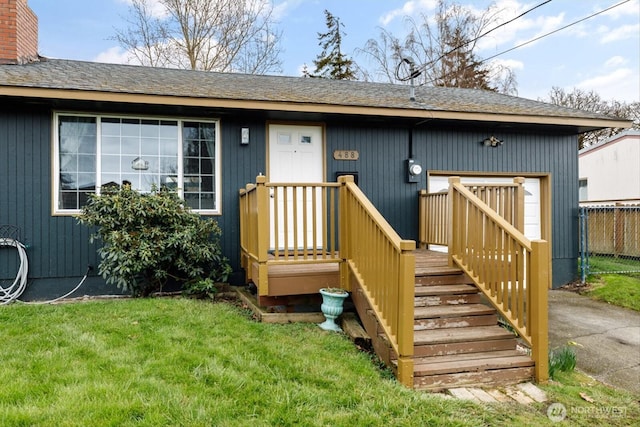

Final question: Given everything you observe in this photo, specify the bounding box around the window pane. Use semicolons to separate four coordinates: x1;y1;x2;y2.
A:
200;175;214;192
58;116;97;209
78;154;96;173
121;137;139;155
121;119;140;137
101;119;120;136
140;119;159;138
101;136;120;155
159;138;176;156
183;139;199;157
100;119;178;193
140;137;159;156
182;121;217;211
160;121;178;138
56;115;212;212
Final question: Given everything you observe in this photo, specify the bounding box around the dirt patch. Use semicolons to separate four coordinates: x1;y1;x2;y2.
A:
558;281;593;294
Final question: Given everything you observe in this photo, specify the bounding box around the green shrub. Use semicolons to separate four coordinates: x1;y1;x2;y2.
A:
549;345;577;379
182;277;219;300
78;185;231;296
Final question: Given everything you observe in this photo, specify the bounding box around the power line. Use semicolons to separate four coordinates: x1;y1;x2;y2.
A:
479;0;632;65
399;0;553;81
421;0;633;86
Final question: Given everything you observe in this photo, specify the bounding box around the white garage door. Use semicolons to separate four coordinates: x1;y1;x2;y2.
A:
428;175;541;240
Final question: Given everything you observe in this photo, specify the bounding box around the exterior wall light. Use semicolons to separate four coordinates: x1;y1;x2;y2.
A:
241;127;250;145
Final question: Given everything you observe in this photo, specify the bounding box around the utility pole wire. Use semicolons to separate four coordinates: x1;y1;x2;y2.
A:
421;0;632;86
478;0;632;65
408;0;553;80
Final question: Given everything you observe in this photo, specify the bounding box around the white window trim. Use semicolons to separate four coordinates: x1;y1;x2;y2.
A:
52;111;222;216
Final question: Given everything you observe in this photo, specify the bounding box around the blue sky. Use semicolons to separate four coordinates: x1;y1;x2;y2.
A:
29;0;639;102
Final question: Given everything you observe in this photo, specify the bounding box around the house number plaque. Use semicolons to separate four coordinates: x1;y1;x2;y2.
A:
333;150;359;160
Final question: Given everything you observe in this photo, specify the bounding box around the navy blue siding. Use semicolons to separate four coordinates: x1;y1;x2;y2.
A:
1;107;579;298
0;106;101;299
326;123;579;287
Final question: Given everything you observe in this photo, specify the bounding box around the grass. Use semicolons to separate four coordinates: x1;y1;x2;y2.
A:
587;255;640;274
548;345;577;380
585;274;640;311
0;298;638;426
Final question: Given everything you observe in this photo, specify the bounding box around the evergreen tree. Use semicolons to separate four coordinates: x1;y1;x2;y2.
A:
434;25;495;91
308;10;357;80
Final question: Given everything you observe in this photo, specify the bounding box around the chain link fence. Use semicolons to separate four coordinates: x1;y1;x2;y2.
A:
579;204;640;282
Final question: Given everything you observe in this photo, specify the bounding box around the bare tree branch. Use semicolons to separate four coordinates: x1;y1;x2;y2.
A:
545;87;639;148
357;0;517;93
114;0;283;74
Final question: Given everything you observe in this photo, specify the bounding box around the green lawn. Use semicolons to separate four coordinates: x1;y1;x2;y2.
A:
0;298;637;426
587;255;640;274
586;274;640;311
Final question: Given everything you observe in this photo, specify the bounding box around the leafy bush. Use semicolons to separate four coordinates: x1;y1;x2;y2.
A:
182;277;219;300
78;186;231;296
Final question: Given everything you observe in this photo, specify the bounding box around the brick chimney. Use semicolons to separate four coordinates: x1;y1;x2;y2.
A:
0;0;38;64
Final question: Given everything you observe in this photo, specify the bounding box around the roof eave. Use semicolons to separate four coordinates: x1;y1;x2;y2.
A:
0;85;632;131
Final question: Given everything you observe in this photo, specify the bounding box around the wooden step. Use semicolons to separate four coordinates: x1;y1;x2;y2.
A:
414;313;498;330
415;325;514;346
413;350;532;375
415;273;471;286
410;349;534;392
415;304;495;319
414;366;534;391
414;337;519;357
415;284;479;296
414;293;481;307
414;304;498;329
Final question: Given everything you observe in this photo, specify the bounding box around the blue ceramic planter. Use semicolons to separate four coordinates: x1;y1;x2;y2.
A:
318;288;348;332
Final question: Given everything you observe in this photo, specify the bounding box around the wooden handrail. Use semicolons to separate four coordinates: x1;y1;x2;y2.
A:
338;175;415;387
447;177;549;383
419;178;525;248
240;175;416;387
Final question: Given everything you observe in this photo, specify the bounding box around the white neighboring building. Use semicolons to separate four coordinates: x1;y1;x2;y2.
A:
579;129;640;204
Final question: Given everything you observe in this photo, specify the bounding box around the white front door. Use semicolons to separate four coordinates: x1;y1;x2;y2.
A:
268;124;324;250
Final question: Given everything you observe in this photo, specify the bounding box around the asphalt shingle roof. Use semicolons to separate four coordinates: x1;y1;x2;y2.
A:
0;58;627;126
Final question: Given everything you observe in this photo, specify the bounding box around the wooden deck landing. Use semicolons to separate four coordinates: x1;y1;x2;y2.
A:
414;249;460;275
250;249;452;307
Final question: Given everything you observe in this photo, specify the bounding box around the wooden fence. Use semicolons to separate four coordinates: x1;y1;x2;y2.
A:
581;205;640;258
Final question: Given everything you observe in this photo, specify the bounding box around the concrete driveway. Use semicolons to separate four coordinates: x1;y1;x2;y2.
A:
548;290;640;395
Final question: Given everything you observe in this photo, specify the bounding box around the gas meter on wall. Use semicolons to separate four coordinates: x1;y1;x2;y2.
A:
406;158;422;183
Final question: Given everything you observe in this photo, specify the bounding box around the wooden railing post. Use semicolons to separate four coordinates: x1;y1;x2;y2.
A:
255;175;270;296
338;175;354;291
514;177;526;234
239;187;248;276
418;190;427;249
530;240;549;383
397;239;416;387
448;176;461;267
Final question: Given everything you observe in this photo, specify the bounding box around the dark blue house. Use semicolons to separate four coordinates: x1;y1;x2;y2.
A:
0;0;630;303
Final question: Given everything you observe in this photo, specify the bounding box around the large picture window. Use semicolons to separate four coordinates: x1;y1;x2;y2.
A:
54;113;221;214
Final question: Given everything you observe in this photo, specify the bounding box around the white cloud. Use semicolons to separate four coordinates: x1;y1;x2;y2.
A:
575;68;639;102
604;55;628;68
490;58;524;70
600;23;640;44
379;0;437;26
272;0;305;21
93;46;132;64
117;0;168;19
601;0;640;20
473;1;566;52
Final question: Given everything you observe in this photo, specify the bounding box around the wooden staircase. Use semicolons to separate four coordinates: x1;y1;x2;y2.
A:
407;266;535;391
352;251;536;391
